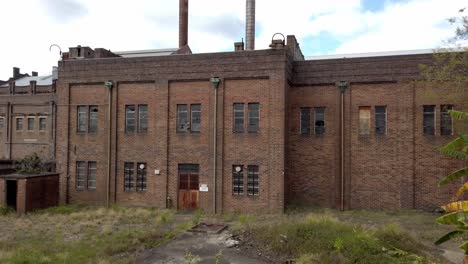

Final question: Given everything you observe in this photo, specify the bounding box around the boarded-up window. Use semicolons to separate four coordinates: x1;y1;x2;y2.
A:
191;104;201;133
375;106;387;135
138;105;148;133
87;161;97;190
77;106;87;132
359;106;371;135
300;107;311;135
125;105;136;133
314;107;325;135
440;105;453;135
137;163;147;192
232;165;244;195
177;104;189;132
76;161;86;190
124;162;135;192
423;105;435;135
89;106;98;132
233;103;244;133
247;165;259;196
248;103;260;133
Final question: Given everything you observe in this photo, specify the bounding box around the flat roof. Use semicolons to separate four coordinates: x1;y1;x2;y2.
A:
115;48;179;58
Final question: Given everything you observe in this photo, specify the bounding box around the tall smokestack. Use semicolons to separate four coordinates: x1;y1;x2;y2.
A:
246;0;255;50
179;0;188;48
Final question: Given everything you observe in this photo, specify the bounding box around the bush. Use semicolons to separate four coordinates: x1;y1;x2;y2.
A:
0;206;14;216
15;153;42;174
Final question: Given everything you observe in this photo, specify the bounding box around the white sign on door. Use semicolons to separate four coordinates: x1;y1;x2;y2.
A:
199;184;208;192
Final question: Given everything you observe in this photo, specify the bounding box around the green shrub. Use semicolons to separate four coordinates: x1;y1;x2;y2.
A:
15;153;42;174
0;206;14;216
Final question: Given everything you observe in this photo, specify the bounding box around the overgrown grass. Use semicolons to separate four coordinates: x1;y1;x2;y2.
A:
0;205;189;264
241;213;435;263
0;207;14;216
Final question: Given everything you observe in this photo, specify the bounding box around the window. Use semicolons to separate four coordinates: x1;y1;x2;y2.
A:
375;106;387;135
248;103;259;133
314;107;325;135
178;164;199;191
137;163;147;192
125;104;148;133
423;105;435;135
124;162;135;192
247;165;259;196
232;165;244;195
138;105;148;133
125;105;136;133
359;106;371;135
89;106;98;132
16;117;23;131
76;161;97;191
39;117;46;131
177;104;201;133
440;105;453;135
87;162;97;190
27;117;35;131
77;106;87;132
76;161;86;190
233;103;244;133
177;104;189;132
0;117;4;129
191;104;201;133
300;107;311;135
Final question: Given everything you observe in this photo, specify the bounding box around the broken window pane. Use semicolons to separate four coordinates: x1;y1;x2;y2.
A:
232;165;244;195
177;104;189;132
191;104;201;133
300;107;311;135
375;106;386;135
440;105;453;136
359;106;371;135
423;105;435;135
248;103;259;133
89;105;98;132
126;105;136;133
137;162;147;192
314;107;325;135
233;103;244;133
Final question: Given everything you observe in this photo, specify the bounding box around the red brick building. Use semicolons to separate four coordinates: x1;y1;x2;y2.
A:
53;35;464;213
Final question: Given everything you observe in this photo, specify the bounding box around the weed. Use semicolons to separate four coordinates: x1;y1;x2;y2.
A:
192;209;204;225
215;250;223;264
184;252;200;264
0;207;14;216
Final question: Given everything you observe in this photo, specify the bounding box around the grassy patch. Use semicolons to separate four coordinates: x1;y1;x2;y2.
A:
241;213;434;263
0;207;14;216
0;205;189;264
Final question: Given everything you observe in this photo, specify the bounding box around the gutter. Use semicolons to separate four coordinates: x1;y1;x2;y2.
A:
337;81;347;211
105;81;114;208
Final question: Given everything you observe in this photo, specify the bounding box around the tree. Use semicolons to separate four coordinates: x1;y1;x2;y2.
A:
423;8;468;262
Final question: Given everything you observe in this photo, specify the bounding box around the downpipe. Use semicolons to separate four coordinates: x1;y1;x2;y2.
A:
337;81;347;211
210;77;221;214
105;81;114;208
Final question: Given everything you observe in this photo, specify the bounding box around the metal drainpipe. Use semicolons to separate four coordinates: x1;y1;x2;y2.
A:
210;77;221;214
337;81;347;211
105;81;114;208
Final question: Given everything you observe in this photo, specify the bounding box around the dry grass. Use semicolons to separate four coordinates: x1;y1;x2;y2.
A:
0;205;190;264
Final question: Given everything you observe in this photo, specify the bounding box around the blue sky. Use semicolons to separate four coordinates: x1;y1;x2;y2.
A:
0;0;465;79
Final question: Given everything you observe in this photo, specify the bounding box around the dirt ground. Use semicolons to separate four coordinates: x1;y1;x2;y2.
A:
137;230;269;264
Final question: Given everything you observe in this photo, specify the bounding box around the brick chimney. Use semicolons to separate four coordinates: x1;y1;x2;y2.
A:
234;41;245;51
246;0;255;50
179;0;189;48
13;67;20;79
32;71;38;77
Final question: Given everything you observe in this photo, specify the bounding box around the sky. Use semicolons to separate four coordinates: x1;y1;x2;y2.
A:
0;0;466;79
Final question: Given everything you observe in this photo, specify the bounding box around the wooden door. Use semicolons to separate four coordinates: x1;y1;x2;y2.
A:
178;169;199;210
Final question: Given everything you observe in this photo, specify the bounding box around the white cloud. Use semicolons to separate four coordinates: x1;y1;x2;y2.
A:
0;0;465;79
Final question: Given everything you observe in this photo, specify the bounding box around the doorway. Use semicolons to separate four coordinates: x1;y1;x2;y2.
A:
6;180;17;210
178;164;199;210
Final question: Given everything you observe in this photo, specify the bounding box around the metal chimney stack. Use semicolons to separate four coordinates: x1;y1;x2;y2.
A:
246;0;255;50
179;0;189;48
